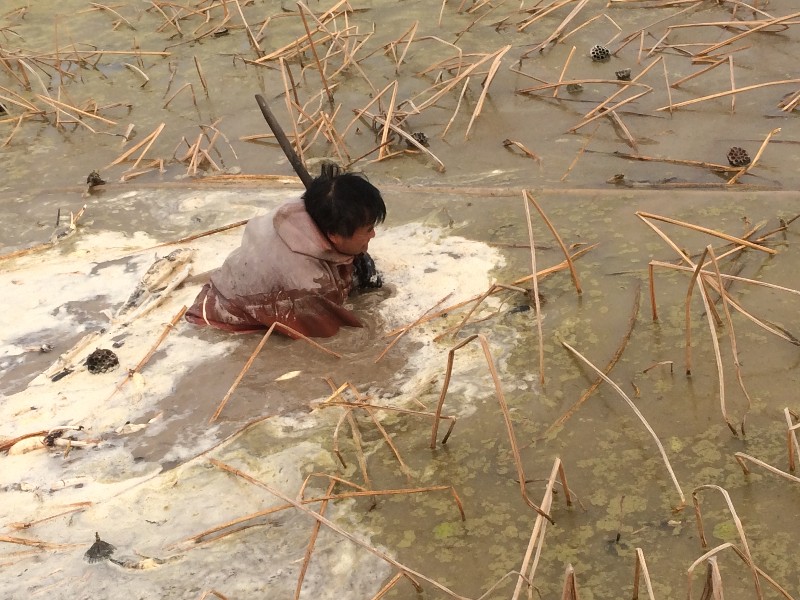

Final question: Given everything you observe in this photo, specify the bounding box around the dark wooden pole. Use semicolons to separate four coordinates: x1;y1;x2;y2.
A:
254;94;313;189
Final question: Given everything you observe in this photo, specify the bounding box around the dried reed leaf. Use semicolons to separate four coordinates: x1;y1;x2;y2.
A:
560;338;686;507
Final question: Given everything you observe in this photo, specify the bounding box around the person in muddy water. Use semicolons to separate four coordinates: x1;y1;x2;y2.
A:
185;166;386;338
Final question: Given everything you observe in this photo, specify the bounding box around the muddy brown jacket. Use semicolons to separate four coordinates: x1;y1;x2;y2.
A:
186;200;361;337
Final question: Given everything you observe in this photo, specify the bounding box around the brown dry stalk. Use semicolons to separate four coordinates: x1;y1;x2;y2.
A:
684;247;709;376
0;535;81;551
525;191;581;294
657;79;800;111
560;338;686;508
734;452;800;485
568;89;652;133
503;139;541;162
560;564;578;600
637;212;776;255
209;323;277;422
547;283;640;435
670;57;727;88
465;45;510;139
108;305;187;402
727;127;780;184
786;408;800;472
695;10;800;58
632;548;657;600
612;151;734;174
375;293;452;362
383;244;598;338
294;478;335;600
105;122;165;170
691;485;763;599
297;2;334;104
510;458;564;600
323;401;457;440
553;46;577;99
522;196;545;385
361;109;445;171
8;503;91;530
209;458;474;600
560;123;599;182
706;247;752;416
0;430;49;454
430;334;555;523
532;0;591;53
378;81;398;160
518;0;579;32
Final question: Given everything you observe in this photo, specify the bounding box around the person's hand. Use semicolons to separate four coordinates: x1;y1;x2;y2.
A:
353;252;382;289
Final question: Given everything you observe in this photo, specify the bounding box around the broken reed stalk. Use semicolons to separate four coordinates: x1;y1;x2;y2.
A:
378;81;398;160
323;401;457;441
734;452;800;485
105;122;165;171
233;0;262;55
532;0;591;53
636;212;776;256
297;2;334;104
706;246;753;418
107;305;187;402
560;122;599;181
546;283;640;435
430;334;555;524
684;247;709;376
611;151;735;174
345;383;413;479
465;45;510;139
560;564;579;600
525;191;581;294
685;542;790;600
0;535;81;551
209;458;474;600
327;385;373;490
657;79;800;111
510;458;564;600
209;323;277;422
294;478;336;600
727;127;780;184
6;502;87;530
441;77;469;139
695;10;800;58
383;244;598;338
559;337;686;508
632;548;657;600
568;89;652;133
691;485;763;600
522;195;545;386
375;293;453;363
786;408;800;472
553;46;577;98
360;109;445;171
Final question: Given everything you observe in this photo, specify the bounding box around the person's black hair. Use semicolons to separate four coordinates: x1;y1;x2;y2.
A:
303;167;386;238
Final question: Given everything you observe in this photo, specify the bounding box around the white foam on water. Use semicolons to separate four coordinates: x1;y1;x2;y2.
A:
1;188;507;598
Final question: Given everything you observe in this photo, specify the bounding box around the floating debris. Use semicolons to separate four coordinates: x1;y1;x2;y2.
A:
590;44;610;62
86;170;105;188
615;68;631;81
84;532;116;563
116;249;195;323
86;349;119;374
566;83;583;94
409;131;429;147
727;146;751;167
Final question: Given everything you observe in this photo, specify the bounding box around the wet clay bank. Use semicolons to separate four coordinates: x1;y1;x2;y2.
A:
3;184;800;600
1;0;799;219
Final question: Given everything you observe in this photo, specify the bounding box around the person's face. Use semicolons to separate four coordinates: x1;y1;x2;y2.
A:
328;223;376;256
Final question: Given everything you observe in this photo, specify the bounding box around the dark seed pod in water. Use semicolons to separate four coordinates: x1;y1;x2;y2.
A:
86;170;105;187
85;532;116;563
409;131;429;147
590;45;610;62
727;146;751;167
615;68;631;81
86;348;119;374
566;83;583;94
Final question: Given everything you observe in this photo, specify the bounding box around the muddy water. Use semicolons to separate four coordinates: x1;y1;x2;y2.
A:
3;1;800;599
